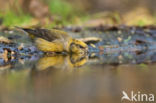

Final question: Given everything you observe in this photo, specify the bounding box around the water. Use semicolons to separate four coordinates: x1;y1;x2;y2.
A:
0;53;156;103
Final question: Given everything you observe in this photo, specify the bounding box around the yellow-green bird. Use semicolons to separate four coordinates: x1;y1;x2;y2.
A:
20;28;88;54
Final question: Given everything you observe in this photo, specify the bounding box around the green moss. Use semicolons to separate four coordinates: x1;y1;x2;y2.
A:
0;10;32;27
137;20;146;26
49;0;74;19
0;0;33;27
48;0;84;26
0;0;88;27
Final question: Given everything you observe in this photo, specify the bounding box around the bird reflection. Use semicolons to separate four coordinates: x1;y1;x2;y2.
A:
35;53;88;71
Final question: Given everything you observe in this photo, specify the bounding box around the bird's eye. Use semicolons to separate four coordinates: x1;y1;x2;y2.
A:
79;45;84;48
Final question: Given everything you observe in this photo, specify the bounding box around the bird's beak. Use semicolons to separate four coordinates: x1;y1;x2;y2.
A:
83;47;88;54
85;47;88;52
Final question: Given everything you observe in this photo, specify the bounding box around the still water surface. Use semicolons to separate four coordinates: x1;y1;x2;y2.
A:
0;54;156;103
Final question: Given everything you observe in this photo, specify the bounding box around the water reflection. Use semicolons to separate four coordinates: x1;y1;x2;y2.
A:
0;51;156;103
0;48;156;72
35;54;88;70
0;62;156;103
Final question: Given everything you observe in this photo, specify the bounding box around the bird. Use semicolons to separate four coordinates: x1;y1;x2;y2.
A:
18;28;88;54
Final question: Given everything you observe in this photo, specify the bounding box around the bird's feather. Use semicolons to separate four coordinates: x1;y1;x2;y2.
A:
18;28;71;42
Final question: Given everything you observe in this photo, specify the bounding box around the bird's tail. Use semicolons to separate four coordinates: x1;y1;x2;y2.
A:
15;26;39;38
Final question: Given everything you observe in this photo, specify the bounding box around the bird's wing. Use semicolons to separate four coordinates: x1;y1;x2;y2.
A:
20;28;70;42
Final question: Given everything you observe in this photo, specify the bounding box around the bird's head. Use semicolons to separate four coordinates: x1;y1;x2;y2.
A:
70;39;88;54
